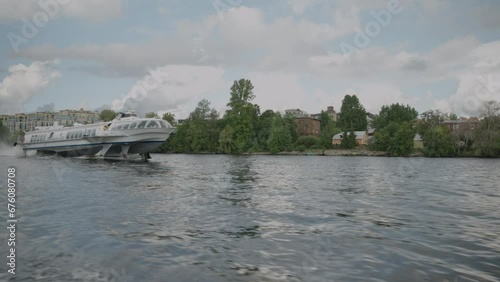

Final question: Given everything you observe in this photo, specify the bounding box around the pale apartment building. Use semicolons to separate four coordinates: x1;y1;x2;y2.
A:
0;108;100;133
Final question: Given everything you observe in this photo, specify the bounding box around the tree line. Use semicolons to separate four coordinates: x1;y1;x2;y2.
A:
94;78;500;157
1;78;499;157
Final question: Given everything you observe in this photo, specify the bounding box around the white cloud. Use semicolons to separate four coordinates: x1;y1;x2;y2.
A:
8;2;500;117
431;40;500;115
0;0;122;23
111;65;227;118
17;5;359;76
0;60;61;114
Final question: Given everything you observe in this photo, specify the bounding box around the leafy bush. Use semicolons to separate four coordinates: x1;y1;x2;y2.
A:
295;145;306;152
296;136;320;148
310;144;323;150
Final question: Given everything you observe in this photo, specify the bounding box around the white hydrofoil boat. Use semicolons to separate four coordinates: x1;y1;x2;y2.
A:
14;111;176;160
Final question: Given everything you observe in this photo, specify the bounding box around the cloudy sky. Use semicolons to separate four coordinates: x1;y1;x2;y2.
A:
1;0;499;118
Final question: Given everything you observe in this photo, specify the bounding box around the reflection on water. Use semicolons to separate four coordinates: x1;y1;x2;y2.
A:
0;154;499;281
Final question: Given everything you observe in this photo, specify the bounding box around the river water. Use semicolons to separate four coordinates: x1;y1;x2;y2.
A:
0;152;499;282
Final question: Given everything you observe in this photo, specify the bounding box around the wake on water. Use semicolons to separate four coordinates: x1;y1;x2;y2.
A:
0;143;31;157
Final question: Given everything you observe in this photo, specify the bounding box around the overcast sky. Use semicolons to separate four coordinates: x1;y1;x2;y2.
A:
1;0;499;118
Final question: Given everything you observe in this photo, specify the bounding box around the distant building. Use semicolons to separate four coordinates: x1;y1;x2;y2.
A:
332;131;368;146
442;118;479;133
285;108;309;118
0;108;100;132
311;106;337;122
294;117;321;137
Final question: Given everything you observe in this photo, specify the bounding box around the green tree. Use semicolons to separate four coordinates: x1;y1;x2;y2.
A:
283;113;298;144
472;101;500;157
416;109;458;157
162;112;177;126
423;125;455;157
319;111;341;149
218;125;235;154
224;78;259;153
340;130;356;149
372;103;418;129
267;114;292;153
338;95;367;131
417;109;445;135
187;99;220;153
448;113;458;120
371;122;400;151
388;122;415;156
255;110;276;151
370;104;418;156
160;99;220;153
99;109;117;121
145;112;159;118
166;124;189;152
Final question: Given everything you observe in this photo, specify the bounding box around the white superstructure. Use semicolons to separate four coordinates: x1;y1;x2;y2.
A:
15;111;175;159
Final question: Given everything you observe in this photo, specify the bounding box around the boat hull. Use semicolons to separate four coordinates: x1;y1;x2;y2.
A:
19;128;174;158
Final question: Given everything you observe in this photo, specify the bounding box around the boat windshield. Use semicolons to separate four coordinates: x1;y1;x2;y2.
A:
159;120;171;128
146;120;160;128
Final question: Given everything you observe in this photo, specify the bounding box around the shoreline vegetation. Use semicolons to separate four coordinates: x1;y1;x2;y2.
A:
1;78;499;158
159;149;393;157
148;79;498;158
159;149;481;158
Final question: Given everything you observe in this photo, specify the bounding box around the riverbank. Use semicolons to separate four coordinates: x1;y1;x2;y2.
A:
161;149;426;157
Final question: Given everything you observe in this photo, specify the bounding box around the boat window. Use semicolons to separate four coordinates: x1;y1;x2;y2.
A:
137;120;147;128
92;129;96;136
66;132;69;139
129;122;137;129
122;124;129;129
77;131;82;138
49;132;54;138
146;120;160;128
159;120;171;128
